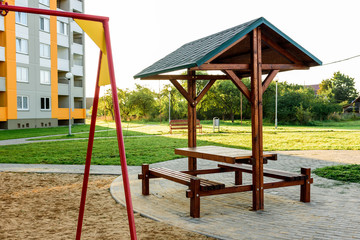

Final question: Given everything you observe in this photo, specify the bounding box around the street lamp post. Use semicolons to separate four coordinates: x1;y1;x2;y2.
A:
66;72;73;135
168;87;171;123
275;79;278;129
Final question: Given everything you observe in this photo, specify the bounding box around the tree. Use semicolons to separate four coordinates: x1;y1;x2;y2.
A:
129;84;157;119
318;72;358;103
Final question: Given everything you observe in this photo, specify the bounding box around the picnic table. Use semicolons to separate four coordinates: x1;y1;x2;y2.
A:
139;145;312;218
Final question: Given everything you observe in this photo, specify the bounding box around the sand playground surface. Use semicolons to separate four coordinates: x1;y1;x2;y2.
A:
0;172;213;240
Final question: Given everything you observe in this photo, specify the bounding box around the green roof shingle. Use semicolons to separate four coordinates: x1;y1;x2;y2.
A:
134;17;321;79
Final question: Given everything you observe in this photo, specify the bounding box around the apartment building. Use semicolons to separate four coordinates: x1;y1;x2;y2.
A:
0;0;85;129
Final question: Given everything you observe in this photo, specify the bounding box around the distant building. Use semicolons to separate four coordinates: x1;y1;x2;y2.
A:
0;0;86;129
343;96;360;113
305;84;320;95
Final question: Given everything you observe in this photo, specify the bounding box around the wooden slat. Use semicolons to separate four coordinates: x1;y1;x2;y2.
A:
149;167;225;191
189;64;308;71
218;163;307;181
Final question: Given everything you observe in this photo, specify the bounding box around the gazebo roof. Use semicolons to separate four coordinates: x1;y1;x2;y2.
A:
134;17;322;79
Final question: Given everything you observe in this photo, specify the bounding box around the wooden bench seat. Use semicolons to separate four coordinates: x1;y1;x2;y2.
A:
147;167;225;191
170;119;202;134
218;163;307;181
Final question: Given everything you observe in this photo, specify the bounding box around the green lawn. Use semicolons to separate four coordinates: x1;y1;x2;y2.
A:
0;124;110;140
314;165;360;183
0;119;360;165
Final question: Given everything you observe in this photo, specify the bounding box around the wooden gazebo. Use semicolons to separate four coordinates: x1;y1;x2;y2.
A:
134;17;321;216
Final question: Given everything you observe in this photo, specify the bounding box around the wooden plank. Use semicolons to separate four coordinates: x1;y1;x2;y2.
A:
187;72;197;172
262;70;279;94
170;80;195;107
261;33;302;64
225;70;251;101
194;79;216;105
190;178;201;218
141;164;149;195
262;64;308;70
140;74;229;80
251;27;261;211
197;184;253;197
300;168;311;202
218;163;306;181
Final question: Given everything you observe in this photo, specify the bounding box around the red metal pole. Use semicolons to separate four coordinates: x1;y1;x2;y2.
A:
103;20;137;239
75;51;102;240
0;3;108;22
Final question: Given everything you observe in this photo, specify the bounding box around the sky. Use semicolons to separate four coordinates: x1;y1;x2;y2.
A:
83;0;360;97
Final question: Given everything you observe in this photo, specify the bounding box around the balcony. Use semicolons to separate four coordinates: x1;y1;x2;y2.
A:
73;87;83;97
58;83;69;95
71;0;83;12
71;65;83;76
72;43;83;55
0;16;4;31
71;21;82;33
0;77;5;91
58;58;70;71
57;34;69;47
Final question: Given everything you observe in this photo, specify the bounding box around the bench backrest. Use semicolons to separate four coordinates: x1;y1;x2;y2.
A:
170;119;201;126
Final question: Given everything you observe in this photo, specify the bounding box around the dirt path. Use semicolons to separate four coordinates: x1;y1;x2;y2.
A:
0;173;213;240
277;150;360;164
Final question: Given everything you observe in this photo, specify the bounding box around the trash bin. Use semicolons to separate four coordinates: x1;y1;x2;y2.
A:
213;117;220;132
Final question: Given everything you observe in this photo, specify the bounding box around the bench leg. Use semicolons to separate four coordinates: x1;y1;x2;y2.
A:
235;170;243;185
190;178;200;218
300;168;311;202
142;164;150;195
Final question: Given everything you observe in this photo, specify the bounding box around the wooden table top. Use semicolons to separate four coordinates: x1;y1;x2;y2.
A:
175;145;277;164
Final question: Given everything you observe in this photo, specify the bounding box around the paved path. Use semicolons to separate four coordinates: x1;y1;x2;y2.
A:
111;153;360;240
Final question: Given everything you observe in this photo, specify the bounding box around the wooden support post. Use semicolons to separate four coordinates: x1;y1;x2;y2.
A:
190;177;200;218
300;168;311;202
187;71;197;172
235;170;243;185
142;164;150;195
250;27;264;211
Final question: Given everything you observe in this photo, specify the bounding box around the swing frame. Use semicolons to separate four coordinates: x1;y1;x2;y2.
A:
0;3;137;239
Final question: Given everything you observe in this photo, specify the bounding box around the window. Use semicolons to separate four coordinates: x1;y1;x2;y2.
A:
39;17;50;32
39;0;50;6
40;97;51;110
16;38;28;54
17;96;29;110
40;44;50;58
15;12;27;25
57;21;68;35
40;70;51;85
16;67;29;83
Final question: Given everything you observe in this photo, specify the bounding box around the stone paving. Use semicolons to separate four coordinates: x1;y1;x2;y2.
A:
111;153;360;240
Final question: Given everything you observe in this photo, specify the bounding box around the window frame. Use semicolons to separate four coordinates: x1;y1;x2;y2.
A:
39;17;50;32
40;70;51;85
57;21;68;35
17;95;29;111
40;97;51;111
16;38;28;54
15;12;27;26
16;66;29;83
40;43;51;58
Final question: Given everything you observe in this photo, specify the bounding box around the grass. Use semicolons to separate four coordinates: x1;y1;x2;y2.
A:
314;165;360;183
0;124;110;140
1;119;360;165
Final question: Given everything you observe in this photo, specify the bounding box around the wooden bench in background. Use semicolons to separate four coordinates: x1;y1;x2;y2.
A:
169;119;202;134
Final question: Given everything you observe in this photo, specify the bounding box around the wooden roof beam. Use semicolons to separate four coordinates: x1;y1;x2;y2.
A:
170;80;195;107
140;74;229;80
190;64;308;71
261;34;302;65
194;79;216;105
262;70;279;94
225;70;251;100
